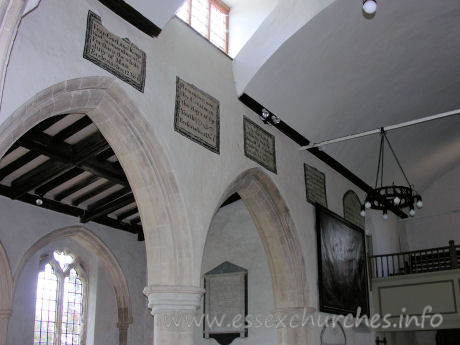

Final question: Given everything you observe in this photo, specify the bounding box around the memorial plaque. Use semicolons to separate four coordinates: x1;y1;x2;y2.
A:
83;11;146;92
243;116;277;174
343;190;364;229
174;77;220;153
204;262;248;344
321;320;346;345
304;164;327;207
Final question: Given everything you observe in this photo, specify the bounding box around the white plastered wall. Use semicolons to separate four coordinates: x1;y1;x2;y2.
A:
196;200;276;345
0;0;404;343
0;196;148;345
402;163;460;251
227;0;279;57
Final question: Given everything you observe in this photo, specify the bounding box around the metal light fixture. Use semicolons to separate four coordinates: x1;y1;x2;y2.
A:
362;129;422;219
261;108;270;119
260;108;281;125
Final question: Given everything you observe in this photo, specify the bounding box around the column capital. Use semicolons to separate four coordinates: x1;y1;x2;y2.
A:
0;309;12;319
143;285;205;315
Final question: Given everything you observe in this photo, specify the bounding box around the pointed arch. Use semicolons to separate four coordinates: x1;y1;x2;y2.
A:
0;241;12;309
0;76;195;287
13;226;132;343
0;241;13;345
210;167;307;309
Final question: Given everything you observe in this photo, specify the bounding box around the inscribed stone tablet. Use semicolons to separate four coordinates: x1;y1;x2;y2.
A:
243;116;277;174
304;164;327;207
174;77;220;153
83;11;146;92
205;272;246;336
343;190;364;229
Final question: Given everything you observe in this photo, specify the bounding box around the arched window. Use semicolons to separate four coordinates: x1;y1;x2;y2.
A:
34;250;87;345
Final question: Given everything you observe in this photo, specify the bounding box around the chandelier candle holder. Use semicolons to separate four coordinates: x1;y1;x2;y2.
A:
361;129;422;219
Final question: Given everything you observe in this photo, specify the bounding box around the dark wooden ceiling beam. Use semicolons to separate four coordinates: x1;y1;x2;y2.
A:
35;167;85;196
4;115;66;156
80;157;127;185
17;132;73;159
0;151;40;180
54;175;99;201
96;148;115;161
16;131;128;186
11;161;74;199
71;132;109;163
0;185;141;235
130;216;141;224
81;193;135;223
117;206;138;221
87;188;130;210
96;0;161;37
53;117;93;142
71;181;114;206
5;116;94;192
9;131;114;199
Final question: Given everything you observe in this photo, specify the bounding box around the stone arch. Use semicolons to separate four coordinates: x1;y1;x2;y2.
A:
209;167;308;310
0;76;195;287
0;241;13;345
12;226;132;344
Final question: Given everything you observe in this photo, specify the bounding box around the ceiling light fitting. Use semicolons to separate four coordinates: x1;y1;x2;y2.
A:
363;129;422;220
260;109;281;125
363;0;377;15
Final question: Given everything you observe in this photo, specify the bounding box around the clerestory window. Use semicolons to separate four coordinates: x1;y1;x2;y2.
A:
34;250;87;345
176;0;230;53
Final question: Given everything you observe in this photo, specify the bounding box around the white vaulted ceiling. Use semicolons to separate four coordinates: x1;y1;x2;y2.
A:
240;0;460;191
104;0;460;191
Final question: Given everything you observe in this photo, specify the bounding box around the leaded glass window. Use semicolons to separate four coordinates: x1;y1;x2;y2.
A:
176;0;230;53
34;250;87;345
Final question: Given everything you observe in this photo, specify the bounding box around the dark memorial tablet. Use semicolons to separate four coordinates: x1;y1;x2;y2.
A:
83;11;146;92
243;116;277;174
304;164;327;207
174;77;220;154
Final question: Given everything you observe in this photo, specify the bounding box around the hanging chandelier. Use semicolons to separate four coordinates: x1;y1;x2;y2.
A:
360;129;422;219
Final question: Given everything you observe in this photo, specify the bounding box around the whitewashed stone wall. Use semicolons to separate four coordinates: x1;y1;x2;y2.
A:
0;0;404;343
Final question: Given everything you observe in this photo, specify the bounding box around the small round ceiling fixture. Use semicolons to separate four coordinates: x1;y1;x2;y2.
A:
363;0;377;15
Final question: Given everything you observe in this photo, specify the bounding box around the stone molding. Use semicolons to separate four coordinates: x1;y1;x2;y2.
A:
143;285;205;315
0;309;11;319
0;242;12;310
213;168;308;309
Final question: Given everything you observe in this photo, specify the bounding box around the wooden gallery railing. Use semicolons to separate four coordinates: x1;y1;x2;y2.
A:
369;240;460;279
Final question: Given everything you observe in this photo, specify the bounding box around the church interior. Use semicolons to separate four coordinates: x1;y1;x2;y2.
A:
0;0;458;345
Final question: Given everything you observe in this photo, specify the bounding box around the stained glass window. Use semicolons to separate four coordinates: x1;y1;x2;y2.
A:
34;251;86;345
